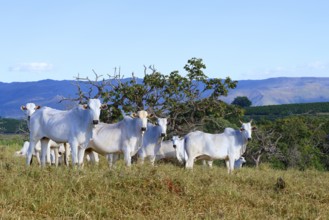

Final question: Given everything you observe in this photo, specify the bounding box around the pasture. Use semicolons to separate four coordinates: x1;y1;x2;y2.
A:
1;135;329;219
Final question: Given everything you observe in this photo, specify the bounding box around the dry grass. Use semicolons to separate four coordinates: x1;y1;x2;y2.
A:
1;141;329;219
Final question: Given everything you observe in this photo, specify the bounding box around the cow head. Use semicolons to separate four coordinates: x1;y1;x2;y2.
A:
131;110;150;134
172;135;180;149
240;120;257;141
82;99;107;125
21;103;41;120
240;156;246;163
155;117;168;138
172;135;184;163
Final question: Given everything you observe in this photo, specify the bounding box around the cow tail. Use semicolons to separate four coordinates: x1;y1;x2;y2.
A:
183;137;188;163
184;136;189;155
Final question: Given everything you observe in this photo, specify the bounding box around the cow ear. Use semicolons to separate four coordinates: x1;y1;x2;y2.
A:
100;104;108;110
35;105;41;110
131;113;137;118
82;104;88;110
21;105;27;111
252;126;257;131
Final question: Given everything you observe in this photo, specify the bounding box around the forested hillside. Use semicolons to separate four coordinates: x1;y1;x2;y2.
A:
245;102;329;120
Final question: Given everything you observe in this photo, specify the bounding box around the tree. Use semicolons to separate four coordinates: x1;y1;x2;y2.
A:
231;96;252;107
69;58;242;136
246;125;282;168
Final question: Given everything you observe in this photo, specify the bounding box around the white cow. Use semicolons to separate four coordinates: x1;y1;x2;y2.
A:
172;135;186;164
184;121;256;173
87;110;150;167
15;141;41;164
137;117;168;165
172;135;247;169
21;102;71;166
234;156;246;168
172;135;212;167
26;99;106;166
154;139;177;162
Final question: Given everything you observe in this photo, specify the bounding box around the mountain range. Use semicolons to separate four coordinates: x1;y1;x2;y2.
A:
1;77;329;118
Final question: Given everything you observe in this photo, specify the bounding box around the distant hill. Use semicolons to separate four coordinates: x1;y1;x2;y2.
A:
1;77;329;118
221;77;329;106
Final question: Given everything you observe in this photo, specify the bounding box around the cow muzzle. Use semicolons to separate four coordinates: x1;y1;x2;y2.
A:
247;138;252;141
93;120;99;125
161;133;166;137
141;127;146;132
27;116;31;121
173;144;177;149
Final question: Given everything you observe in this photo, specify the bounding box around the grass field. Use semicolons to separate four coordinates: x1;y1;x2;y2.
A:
1;137;329;219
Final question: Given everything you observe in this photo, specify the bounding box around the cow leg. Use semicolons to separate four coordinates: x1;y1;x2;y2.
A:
40;139;50;167
107;154;118;168
64;143;70;166
107;154;113;168
78;147;86;167
225;160;230;174
93;152;99;165
46;143;51;165
207;160;213;168
185;157;195;169
35;150;41;166
87;151;99;165
123;149;132;166
54;147;59;167
26;140;38;166
228;158;235;174
70;141;78;166
150;156;156;166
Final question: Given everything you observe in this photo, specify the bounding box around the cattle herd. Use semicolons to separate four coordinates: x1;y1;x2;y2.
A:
16;98;256;173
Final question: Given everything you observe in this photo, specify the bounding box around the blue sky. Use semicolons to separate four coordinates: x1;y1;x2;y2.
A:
1;0;329;83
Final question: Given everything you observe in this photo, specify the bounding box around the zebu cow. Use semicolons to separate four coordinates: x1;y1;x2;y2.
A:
26;99;106;166
184;121;256;173
172;135;212;166
154;140;177;162
172;136;186;164
15;141;41;164
137;117;168;165
21;102;71;166
234;156;246;168
173;135;247;169
87;110;150;167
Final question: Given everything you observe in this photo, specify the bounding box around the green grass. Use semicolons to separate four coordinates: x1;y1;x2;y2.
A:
1;139;329;219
